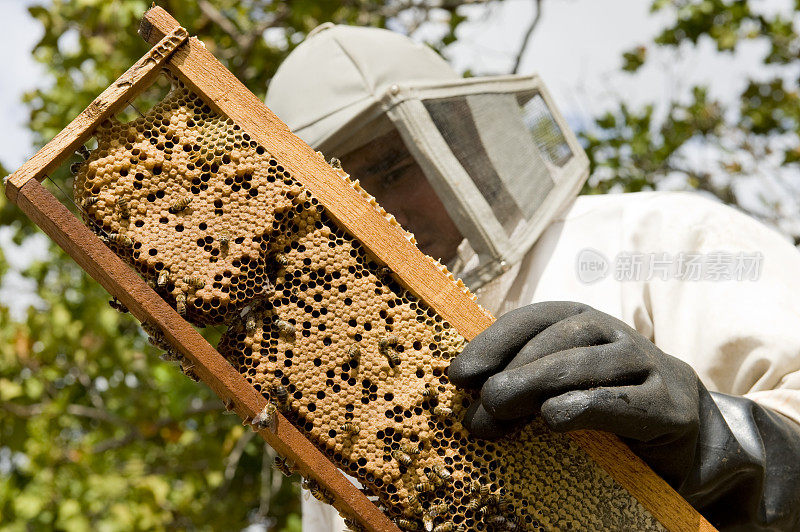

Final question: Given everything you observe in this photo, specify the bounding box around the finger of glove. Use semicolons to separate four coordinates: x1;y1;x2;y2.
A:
481;343;649;420
449;301;590;389
540;385;670;441
461;400;523;440
503;310;621;372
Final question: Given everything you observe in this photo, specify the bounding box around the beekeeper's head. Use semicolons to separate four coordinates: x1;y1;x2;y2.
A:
266;24;588;288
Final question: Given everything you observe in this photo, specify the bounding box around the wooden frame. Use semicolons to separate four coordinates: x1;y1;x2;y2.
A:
2;8;716;532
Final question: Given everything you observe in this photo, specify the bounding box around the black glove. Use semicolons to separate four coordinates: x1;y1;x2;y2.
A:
449;301;800;530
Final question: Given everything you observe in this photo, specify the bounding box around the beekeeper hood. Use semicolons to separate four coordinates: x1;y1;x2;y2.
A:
266;24;588;288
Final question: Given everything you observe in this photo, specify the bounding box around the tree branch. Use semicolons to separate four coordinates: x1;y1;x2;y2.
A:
216;430;257;497
197;0;244;48
90;400;223;454
1;401;122;424
511;0;544;74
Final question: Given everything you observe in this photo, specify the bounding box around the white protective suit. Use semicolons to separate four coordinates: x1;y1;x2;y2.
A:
265;23;800;531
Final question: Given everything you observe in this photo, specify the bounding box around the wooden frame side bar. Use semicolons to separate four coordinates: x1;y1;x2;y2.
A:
11;177;398;532
3;26;189;204
140;8;716;532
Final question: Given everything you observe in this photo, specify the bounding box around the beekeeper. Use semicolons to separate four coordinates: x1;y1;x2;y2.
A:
265;24;800;530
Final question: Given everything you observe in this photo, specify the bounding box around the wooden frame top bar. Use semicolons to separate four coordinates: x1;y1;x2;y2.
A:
4;26;189;204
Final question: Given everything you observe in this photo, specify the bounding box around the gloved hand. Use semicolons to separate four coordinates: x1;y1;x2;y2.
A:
449;301;800;530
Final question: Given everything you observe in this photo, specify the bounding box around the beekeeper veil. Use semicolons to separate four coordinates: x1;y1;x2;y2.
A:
266;24;588;288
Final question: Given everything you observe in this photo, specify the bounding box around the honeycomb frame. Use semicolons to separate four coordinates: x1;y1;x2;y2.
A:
2;8;716;532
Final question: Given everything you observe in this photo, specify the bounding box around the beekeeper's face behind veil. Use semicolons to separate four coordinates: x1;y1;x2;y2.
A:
266;23;589;289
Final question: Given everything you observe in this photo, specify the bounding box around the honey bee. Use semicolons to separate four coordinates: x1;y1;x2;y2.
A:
180;360;199;381
432;405;452;417
395;518;420;531
245;315;256;332
159;348;181;363
218;230;230;249
399;443;420;455
482;493;499;506
141;321;161;338
343;518;364;532
169;195;193;213
274;253;289;266
392;449;413;466
478;505;496;518
497;497;514;514
272;384;289;408
415;480;434;493
272;456;293;477
403;493;423;517
175;293;187;316
425;470;444;487
116;198;130;219
382;352;400;370
252;403;277;432
76;145;91;160
108;297;128;313
328;157;342;169
433;524;460;532
81;196;99;209
428;503;448;516
157;270;169;287
378;336;401;367
377;337;390;350
486;516;508;528
466;499;483;511
303;479;333;504
470;481;489;497
146;332;170;350
183;276;205;289
377;266;392;279
347;345;361;364
263;278;276;298
276;319;295;338
340;422;360;436
422;384;439;399
422;513;435;532
432;465;451;482
106;233;133;247
223;398;235;412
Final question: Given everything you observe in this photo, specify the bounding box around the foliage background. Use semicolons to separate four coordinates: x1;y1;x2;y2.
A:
0;0;797;530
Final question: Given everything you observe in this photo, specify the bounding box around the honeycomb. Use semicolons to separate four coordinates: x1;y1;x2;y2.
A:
72;78;664;531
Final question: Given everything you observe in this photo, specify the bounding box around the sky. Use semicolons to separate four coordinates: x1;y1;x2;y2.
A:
0;0;44;171
1;0;790;167
0;0;795;319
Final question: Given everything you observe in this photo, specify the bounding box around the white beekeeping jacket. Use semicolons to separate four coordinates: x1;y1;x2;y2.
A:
302;190;800;530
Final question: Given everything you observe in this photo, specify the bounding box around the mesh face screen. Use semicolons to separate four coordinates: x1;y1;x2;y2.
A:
519;93;572;168
423;92;562;239
424;97;526;235
72;79;662;531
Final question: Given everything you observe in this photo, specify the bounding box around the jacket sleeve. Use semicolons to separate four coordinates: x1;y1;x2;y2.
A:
617;193;800;422
617;194;800;530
